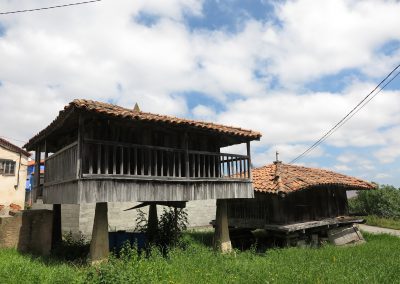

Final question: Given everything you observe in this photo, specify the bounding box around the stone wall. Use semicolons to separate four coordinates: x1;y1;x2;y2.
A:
0;210;53;256
33;199;217;239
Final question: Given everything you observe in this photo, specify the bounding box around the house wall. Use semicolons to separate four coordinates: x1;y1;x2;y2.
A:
0;146;28;214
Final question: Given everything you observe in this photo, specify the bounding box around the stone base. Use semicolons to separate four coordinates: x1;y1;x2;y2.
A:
0;210;53;256
328;225;365;246
89;203;109;262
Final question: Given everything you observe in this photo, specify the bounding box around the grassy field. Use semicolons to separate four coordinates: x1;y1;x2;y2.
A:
1;232;400;284
364;215;400;230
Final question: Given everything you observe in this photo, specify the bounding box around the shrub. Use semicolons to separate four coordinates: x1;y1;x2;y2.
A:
52;231;90;263
349;184;400;219
134;207;188;253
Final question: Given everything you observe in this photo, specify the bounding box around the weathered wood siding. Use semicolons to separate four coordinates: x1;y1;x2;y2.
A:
42;179;253;204
44;142;77;185
228;186;349;229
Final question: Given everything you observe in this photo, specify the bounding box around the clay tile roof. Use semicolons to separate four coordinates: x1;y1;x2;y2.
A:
252;162;375;194
25;99;262;148
0;137;30;157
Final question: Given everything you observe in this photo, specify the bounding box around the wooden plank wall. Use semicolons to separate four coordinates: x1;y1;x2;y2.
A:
44;142;78;185
228;186;350;228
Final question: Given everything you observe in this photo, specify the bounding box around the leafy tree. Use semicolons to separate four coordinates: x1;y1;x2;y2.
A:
349;183;400;218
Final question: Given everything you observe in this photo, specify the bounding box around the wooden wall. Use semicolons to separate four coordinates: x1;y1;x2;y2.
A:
228;186;349;228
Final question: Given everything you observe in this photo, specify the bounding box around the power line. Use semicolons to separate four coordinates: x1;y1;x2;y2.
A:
290;63;400;164
0;0;102;15
0;135;27;144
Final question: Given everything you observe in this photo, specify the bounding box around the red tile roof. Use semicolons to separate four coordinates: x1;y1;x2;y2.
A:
0;137;30;157
27;160;44;166
252;162;375;194
25;99;262;148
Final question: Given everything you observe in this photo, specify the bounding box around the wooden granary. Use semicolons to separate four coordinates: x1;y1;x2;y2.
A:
227;161;375;245
24;99;261;259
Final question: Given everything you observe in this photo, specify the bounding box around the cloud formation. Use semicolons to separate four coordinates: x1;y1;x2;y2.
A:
0;0;399;185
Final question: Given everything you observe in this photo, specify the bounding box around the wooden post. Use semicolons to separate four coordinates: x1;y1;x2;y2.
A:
246;141;252;179
214;199;232;253
183;133;189;177
77;115;84;179
147;204;158;243
33;145;41;203
89;202;109;262
52;204;62;250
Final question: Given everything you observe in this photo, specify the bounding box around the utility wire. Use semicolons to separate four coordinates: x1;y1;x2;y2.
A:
0;0;102;15
0;135;27;144
290;63;400;164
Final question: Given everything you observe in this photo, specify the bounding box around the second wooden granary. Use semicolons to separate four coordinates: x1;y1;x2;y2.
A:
24;99;261;259
227;160;375;245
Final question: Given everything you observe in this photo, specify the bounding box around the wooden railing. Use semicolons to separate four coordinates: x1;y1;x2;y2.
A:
44;142;78;184
82;139;250;180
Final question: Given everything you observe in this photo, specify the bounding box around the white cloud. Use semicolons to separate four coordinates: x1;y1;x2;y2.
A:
375;173;391;179
333;164;351;172
0;0;400;185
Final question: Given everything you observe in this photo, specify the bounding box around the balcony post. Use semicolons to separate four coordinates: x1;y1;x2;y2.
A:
246;141;251;179
183;132;189;177
76;114;84;179
33;145;41;203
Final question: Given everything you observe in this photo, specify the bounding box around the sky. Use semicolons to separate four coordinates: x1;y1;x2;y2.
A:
0;0;400;186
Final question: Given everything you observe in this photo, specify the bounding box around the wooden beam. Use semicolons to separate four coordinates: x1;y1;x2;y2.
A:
124;201;187;211
184;133;189;178
76;114;84;179
246;141;251;179
51;204;62;250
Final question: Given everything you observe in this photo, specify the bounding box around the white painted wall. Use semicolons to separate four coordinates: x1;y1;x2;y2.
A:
0;146;28;213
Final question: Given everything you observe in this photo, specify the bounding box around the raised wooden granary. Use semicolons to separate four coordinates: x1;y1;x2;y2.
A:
227;161;375;246
24;99;261;258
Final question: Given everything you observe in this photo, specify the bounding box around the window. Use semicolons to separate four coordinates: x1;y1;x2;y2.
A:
0;159;16;175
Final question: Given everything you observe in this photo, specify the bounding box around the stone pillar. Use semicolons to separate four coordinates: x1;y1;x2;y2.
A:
147;204;158;243
89;202;109;262
214;199;232;253
51;204;62;250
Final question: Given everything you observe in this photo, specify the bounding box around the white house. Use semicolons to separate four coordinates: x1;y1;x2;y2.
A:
0;137;30;215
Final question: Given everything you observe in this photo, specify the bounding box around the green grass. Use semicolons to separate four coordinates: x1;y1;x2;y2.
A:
1;232;400;283
364;215;400;230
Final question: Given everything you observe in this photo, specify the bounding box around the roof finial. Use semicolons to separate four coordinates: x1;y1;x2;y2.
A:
275;150;280;162
133;103;141;112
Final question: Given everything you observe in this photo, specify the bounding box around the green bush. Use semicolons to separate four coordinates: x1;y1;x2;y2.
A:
134;207;188;252
349;184;400;218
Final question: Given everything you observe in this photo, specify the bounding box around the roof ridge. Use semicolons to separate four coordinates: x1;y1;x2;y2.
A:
0;137;30;157
72;99;261;135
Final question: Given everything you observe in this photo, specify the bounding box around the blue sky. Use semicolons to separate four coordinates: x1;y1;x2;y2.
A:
0;0;400;186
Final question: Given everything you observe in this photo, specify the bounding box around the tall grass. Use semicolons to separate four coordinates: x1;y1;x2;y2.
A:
1;232;400;283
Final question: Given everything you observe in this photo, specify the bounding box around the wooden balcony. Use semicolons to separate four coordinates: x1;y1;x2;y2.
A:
81;139;251;181
43;139;254;204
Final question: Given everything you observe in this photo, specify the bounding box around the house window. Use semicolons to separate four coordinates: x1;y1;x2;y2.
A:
0;159;16;175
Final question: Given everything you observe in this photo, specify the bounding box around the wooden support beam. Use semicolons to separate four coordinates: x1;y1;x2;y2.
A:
147;204;158;243
89;202;109;262
246;141;252;179
51;204;62;250
33;145;41;203
184;133;189;178
77;115;84;179
214;199;232;253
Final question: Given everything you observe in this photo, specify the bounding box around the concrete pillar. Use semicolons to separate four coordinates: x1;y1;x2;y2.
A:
147;204;158;243
89;202;109;262
51;204;62;250
214;199;232;253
